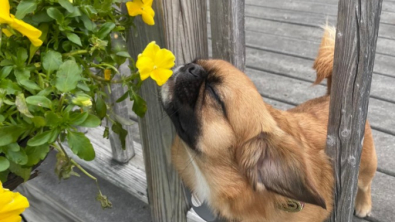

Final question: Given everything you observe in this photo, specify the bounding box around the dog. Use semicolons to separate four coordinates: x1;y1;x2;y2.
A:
160;26;377;222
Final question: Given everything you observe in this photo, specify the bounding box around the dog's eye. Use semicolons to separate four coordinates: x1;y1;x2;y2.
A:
206;83;227;116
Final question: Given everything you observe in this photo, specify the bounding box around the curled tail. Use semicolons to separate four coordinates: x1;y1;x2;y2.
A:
313;25;336;95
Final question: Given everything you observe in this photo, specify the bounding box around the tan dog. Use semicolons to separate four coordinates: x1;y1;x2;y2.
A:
160;27;377;222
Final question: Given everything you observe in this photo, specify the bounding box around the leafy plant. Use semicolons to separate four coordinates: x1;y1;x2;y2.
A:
0;0;175;207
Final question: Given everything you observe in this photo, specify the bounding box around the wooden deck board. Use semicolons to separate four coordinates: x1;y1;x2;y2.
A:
246;0;395;27
244;15;395;60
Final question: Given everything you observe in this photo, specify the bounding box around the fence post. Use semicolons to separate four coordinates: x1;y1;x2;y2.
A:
106;74;135;163
325;0;382;221
210;0;245;72
125;1;208;221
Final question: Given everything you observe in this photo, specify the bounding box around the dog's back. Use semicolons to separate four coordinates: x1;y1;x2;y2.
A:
287;26;377;218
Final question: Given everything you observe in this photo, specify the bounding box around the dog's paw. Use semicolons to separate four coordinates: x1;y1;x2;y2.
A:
354;203;372;218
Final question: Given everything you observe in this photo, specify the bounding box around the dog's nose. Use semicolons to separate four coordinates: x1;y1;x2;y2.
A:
185;63;200;77
182;63;205;79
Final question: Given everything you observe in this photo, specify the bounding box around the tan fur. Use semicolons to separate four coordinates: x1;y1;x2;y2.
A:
169;27;376;222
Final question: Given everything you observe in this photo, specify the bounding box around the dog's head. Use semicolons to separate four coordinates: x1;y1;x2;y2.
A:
161;59;326;213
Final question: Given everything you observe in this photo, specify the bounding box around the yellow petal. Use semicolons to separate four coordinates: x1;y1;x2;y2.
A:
136;56;154;80
141;41;159;59
0;214;22;222
0;0;12;23
28;37;43;47
151;68;173;86
0;192;29;214
141;11;155;25
154;49;175;69
2;28;13;37
10;16;42;39
126;0;144;16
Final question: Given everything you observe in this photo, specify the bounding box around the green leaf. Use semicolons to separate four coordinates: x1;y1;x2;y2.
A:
16;93;34;118
0;170;9;182
67;131;95;161
31;116;46;127
48;128;60;143
69;112;89;125
9;161;31;182
0;60;13;66
0;157;10;172
0;66;13;79
115;91;129;103
111;122;127;150
78;114;101;128
80;14;96;31
25;144;50;166
58;0;75;13
55;60;82;92
0;126;26;146
95;97;107;119
42;50;62;74
45;111;62;127
5;148;28;165
66;33;82;46
0;79;22;94
15;0;37;19
17;48;29;64
1;143;21;152
97;22;115;39
47;7;64;23
132;93;147;117
115;51;131;58
14;68;30;84
20;79;41;91
26;95;52;108
27;131;52;146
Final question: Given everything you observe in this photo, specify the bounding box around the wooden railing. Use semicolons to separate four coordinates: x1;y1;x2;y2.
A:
102;0;382;221
325;0;382;221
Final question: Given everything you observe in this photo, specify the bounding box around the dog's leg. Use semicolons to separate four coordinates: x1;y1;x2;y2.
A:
354;125;377;218
355;181;373;218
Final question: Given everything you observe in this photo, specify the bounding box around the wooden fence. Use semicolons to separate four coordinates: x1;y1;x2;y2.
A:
103;0;383;221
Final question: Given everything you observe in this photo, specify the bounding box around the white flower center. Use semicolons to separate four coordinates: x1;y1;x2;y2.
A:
153;65;158;69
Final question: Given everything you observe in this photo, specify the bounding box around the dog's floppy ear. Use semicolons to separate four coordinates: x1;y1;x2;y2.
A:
236;132;326;209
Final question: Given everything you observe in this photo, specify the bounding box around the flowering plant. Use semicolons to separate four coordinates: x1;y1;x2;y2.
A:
0;0;175;209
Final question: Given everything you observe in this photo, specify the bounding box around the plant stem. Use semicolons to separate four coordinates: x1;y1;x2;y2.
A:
88;70;135;84
71;159;97;182
63;49;89;57
57;139;70;161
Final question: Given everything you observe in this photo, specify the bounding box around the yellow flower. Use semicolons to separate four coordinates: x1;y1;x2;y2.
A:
104;69;111;81
136;41;175;86
126;0;155;26
0;181;29;222
0;0;43;47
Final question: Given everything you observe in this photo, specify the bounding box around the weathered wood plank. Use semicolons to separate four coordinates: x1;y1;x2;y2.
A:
244;5;395;56
125;1;208;221
245;0;395;26
324;1;382;220
244;46;395;103
210;0;245;71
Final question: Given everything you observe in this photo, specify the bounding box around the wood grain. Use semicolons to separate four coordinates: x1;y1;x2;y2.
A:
325;0;383;221
210;0;246;71
125;1;208;221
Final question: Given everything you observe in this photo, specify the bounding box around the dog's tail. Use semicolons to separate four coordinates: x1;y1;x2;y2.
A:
313;25;336;95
